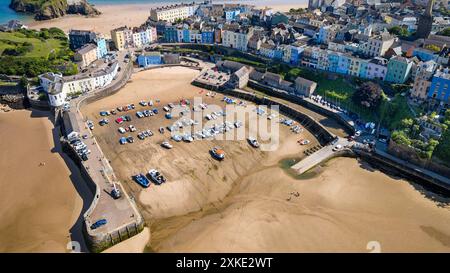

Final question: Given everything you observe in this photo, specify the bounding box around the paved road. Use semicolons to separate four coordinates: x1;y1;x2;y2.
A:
291;137;351;174
67;50;141;236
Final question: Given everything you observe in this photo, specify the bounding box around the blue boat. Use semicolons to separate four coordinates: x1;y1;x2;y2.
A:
119;137;127;145
133;174;150;188
91;219;107;230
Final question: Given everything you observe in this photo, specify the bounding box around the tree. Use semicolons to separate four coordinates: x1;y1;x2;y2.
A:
438;28;450;37
434;129;450;165
425;44;441;53
388;26;409;37
352;82;383;109
400;118;414;129
19;76;28;91
391;130;412;146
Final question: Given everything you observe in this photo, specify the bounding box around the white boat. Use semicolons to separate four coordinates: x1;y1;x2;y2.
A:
161;141;173;149
247;137;260;148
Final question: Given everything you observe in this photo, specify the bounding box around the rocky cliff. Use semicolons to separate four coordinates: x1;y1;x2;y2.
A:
9;0;101;20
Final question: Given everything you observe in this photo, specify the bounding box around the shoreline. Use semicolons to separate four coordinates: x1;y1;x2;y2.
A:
28;2;307;35
0;109;86;252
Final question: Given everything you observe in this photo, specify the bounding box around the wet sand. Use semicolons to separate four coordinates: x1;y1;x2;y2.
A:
0;110;84;252
29;2;307;36
81;66;450;252
103;227;150;253
154;158;450;252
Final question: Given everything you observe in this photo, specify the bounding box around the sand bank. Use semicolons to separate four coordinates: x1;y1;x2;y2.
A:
29;4;156;36
154;158;450;252
81;66;450;252
103;227;150;253
29;2;307;35
0;110;84;252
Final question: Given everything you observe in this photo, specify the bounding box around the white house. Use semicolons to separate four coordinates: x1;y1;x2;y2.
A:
39;62;119;107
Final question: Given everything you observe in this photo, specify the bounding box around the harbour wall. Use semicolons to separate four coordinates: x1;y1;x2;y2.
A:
63;61;146;252
192;80;336;146
247;80;355;136
355;148;450;193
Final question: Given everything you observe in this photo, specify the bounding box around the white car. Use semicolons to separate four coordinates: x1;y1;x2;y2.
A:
129;125;136;132
118;127;126;134
332;144;343;152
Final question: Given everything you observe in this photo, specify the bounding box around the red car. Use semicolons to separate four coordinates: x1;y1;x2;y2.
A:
115;117;124;124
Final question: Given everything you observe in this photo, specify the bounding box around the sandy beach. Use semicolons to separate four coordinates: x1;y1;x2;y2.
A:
29;2;307;35
80;66;450;253
0;110;85;252
154;158;450;252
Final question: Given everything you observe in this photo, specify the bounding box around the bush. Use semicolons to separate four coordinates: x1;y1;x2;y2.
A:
391;130;412;146
352;82;382;109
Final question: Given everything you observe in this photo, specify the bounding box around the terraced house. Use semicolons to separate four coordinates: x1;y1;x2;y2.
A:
221;24;254;51
385;56;413;84
150;3;198;23
428;68;450;108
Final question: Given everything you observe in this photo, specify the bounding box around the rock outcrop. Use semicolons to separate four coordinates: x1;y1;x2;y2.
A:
9;0;101;21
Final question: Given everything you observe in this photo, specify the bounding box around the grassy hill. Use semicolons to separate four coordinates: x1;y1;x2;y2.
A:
0;28;77;77
0;31;64;58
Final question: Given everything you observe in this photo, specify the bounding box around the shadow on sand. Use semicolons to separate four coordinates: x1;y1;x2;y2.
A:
29;108;94;253
356;158;450;207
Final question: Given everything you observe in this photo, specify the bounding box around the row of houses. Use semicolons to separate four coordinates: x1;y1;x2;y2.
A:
69;30;108;68
38;61;119;107
110;26;158;51
216;60;317;97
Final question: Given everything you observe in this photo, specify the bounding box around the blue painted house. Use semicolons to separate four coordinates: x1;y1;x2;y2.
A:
337;54;350;75
164;26;179;43
358;60;369;79
274;47;284;60
413;48;437;62
137;52;162;67
290;47;301;65
225;9;241;21
201;31;214;44
428;69;450;107
327;52;340;73
182;29;191;43
95;38;108;59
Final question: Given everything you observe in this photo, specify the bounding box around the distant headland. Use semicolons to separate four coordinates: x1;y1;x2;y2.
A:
9;0;101;20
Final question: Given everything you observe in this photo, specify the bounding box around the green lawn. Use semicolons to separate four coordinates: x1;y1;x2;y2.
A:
0;32;64;58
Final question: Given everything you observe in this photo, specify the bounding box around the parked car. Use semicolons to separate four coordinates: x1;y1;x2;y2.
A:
90;219;107;230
